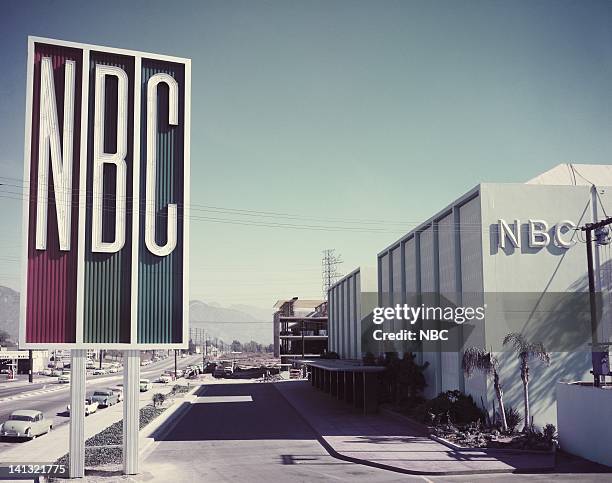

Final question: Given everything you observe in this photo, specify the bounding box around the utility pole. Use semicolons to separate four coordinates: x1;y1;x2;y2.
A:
174;349;178;379
28;350;33;383
301;320;305;359
321;249;343;299
581;213;612;387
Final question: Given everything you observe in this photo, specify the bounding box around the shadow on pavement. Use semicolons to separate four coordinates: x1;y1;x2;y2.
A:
156;383;317;441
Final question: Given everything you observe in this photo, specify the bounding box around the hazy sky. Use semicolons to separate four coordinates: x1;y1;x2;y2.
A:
1;0;612;308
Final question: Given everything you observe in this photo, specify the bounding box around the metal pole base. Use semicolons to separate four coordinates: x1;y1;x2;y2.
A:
123;350;140;475
69;349;87;478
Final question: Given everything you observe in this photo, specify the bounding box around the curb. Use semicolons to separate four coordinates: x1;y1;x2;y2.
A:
430;433;556;456
139;384;202;459
274;383;555;476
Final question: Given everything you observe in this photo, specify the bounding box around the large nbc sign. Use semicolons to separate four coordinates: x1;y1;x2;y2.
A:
20;37;190;348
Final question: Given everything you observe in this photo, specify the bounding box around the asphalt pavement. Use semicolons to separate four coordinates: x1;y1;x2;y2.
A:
0;354;202;454
137;381;611;483
139;382;420;482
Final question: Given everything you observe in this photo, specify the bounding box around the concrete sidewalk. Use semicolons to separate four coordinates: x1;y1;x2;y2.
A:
0;383;182;465
275;380;555;476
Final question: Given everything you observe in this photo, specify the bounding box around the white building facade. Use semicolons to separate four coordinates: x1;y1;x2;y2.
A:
329;164;612;427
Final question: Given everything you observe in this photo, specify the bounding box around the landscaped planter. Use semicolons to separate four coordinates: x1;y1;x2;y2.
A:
381;406;556;456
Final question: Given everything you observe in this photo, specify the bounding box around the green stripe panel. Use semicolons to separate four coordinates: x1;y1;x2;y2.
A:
137;60;185;344
83;53;134;343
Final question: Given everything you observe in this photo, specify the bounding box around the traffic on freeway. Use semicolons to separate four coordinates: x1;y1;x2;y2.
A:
0;354;202;452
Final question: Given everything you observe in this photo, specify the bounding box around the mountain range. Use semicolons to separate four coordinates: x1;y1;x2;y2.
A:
0;286;272;345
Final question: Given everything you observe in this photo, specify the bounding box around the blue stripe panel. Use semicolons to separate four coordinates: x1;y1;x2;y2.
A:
137;59;185;344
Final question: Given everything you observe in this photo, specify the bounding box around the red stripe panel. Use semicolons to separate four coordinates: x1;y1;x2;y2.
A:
25;43;82;343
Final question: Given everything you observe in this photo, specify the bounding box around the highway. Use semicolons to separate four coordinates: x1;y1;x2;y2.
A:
0;354;202;453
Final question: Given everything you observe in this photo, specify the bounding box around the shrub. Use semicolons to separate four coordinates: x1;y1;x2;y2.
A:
543;424;557;443
152;393;165;408
502;406;523;433
413;390;485;425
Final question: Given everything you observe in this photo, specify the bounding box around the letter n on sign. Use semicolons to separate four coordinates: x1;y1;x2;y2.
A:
20;37;191;350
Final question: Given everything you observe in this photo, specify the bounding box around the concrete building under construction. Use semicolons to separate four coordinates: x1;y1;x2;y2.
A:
273;298;328;362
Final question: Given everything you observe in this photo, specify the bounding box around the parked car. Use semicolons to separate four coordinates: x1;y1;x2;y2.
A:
51;369;62;377
91;389;119;407
0;410;52;439
62;369;70;375
110;386;123;402
157;374;172;384
41;369;52;376
58;375;70;384
92;368;107;375
139;379;151;392
108;367;118;374
66;399;99;416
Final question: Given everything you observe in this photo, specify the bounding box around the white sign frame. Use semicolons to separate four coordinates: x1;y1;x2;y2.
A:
20;36;191;350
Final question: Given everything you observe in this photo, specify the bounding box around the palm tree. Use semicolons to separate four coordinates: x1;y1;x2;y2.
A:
503;333;550;432
462;347;508;432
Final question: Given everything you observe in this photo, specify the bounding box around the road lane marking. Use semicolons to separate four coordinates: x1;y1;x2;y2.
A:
193;395;253;403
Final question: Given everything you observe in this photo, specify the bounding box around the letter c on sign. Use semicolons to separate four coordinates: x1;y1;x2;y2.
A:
554;220;576;248
146;73;179;257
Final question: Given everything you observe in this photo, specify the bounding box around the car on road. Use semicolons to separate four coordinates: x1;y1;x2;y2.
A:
108;367;119;373
91;389;119;407
157;374;172;384
41;369;52;376
66;398;99;416
139;379;151;392
213;360;235;378
51;369;62;377
110;386;123;402
0;410;52;439
92;368;107;375
58;374;70;384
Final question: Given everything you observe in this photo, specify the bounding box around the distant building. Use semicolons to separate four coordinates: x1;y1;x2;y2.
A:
0;346;49;374
327;267;377;359
273;298;328;362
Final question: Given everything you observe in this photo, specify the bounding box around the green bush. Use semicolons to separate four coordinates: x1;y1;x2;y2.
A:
502;406;523;433
543;424;556;443
152;393;166;408
413;390;485;425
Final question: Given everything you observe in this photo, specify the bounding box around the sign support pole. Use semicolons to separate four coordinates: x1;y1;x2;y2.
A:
123;350;140;475
69;349;86;478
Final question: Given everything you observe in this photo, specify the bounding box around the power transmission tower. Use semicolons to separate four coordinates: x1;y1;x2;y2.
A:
321;249;343;299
